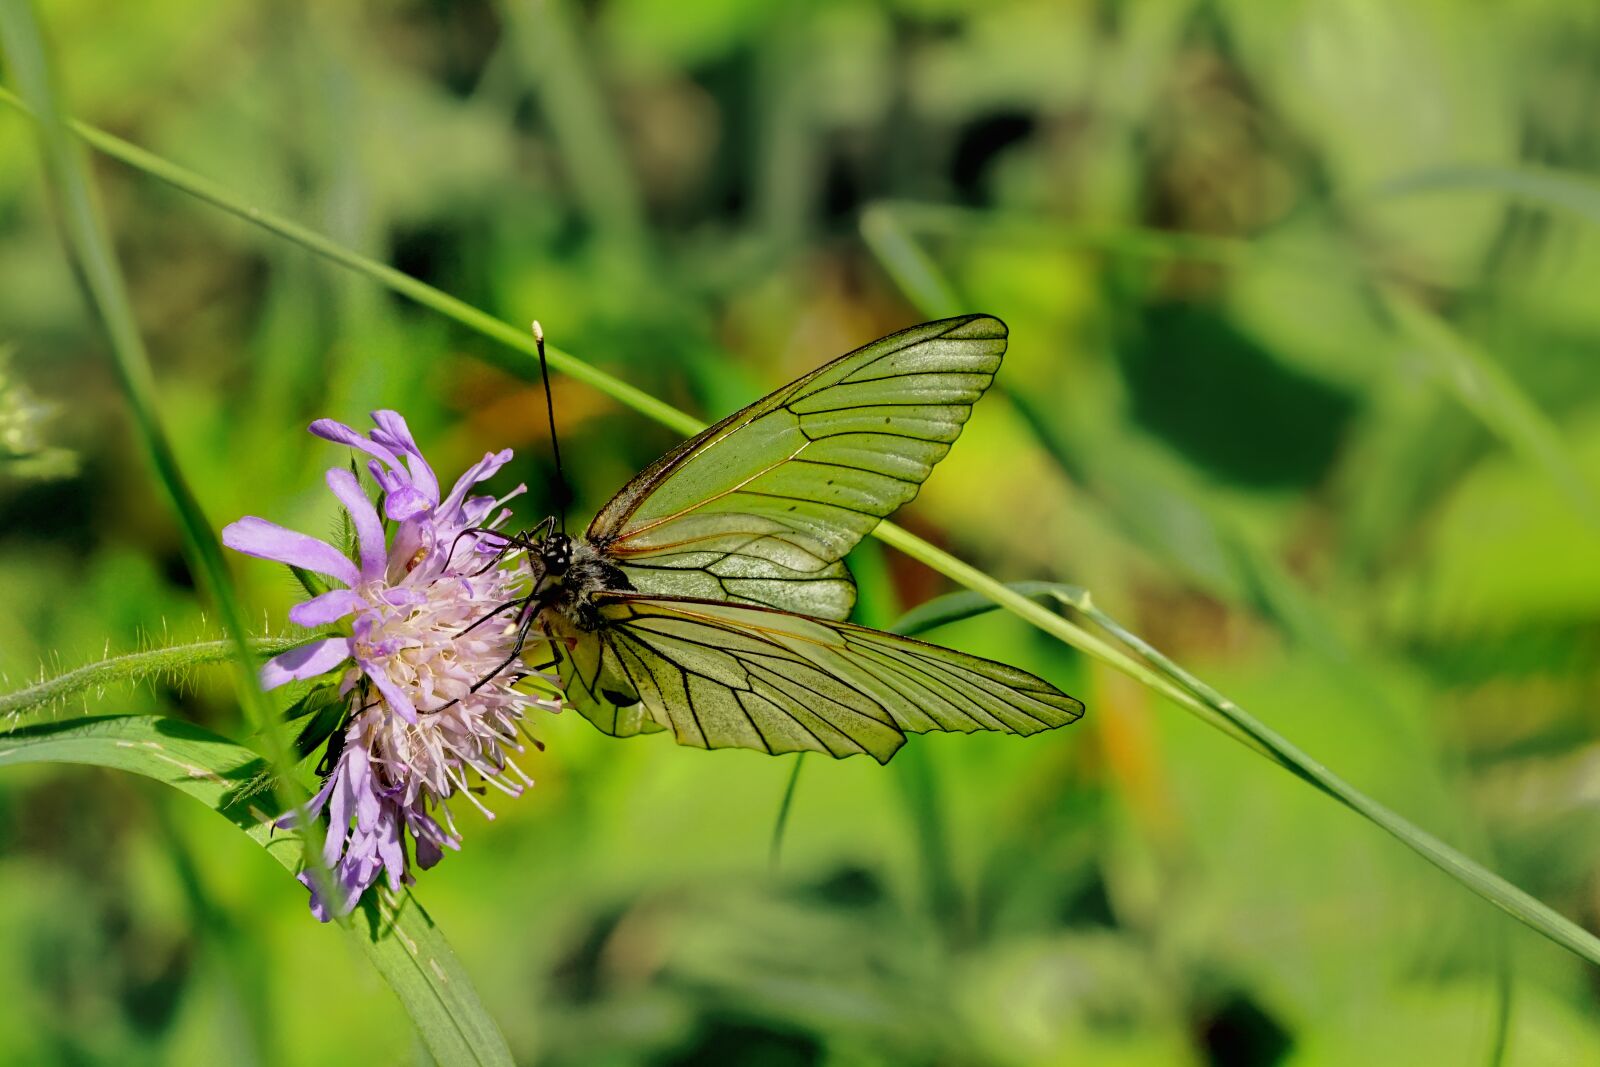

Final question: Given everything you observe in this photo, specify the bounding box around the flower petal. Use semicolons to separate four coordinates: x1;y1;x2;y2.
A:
223;517;360;587
385;488;433;523
297;871;337;923
325;468;387;581
277;775;336;830
439;449;514;518
360;656;418;723
414;834;444;870
288;588;368;628
369;410;440;503
260;637;353;690
376;814;407;891
309;418;400;469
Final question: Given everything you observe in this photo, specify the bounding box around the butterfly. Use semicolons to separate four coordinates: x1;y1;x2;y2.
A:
480;314;1083;764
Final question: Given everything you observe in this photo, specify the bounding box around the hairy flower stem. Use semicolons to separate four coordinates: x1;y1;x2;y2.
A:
0;638;300;723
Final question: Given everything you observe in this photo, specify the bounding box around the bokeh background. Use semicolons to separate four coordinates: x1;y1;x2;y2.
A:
4;1;1600;1063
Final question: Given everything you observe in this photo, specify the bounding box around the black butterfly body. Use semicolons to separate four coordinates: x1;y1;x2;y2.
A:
500;314;1083;763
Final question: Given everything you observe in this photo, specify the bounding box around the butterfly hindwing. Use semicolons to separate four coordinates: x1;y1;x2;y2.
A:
589;592;1083;763
587;315;1008;621
546;618;663;739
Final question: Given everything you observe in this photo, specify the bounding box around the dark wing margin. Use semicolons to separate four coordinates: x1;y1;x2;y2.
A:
586;592;1083;763
586;315;1008;621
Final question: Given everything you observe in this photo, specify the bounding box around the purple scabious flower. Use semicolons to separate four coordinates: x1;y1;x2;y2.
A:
223;411;560;921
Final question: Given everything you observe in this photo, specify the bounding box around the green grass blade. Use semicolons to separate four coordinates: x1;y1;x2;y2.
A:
9;91;1599;973
0;715;516;1067
860;204;964;317
1384;289;1600;531
768;754;805;871
892;581;1085;637
1378;164;1600;229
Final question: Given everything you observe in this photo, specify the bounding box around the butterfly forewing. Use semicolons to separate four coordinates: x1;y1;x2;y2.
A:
589;593;1083;764
586;315;1008;621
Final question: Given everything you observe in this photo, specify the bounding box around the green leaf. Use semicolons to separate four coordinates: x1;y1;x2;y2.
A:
0;715;516;1067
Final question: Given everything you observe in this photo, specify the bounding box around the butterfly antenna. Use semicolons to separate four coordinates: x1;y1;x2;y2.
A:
532;320;569;534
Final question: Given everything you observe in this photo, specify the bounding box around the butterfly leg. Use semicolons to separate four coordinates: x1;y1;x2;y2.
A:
455;594;532;638
445;526;526;575
467;608;540;695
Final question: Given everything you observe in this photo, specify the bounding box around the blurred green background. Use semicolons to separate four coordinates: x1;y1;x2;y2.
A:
4;0;1600;1063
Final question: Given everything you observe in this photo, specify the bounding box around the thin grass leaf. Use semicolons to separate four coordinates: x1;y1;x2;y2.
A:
865;199;1253;265
860;203;964;318
768;755;805;871
0;714;516;1067
1378;164;1600;229
1384;289;1600;531
892;581;1081;638
8;92;1598;975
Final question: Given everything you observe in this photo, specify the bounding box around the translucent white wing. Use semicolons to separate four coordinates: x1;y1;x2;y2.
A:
579;592;1083;763
587;315;1008;621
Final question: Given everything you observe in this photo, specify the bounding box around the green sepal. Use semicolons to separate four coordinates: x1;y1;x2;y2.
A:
289;565;329;598
287;684;349;762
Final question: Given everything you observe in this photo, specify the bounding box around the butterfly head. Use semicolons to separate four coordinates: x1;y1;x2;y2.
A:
537;531;573;578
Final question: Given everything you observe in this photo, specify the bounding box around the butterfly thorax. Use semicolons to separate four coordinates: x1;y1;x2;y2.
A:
531;532;632;632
